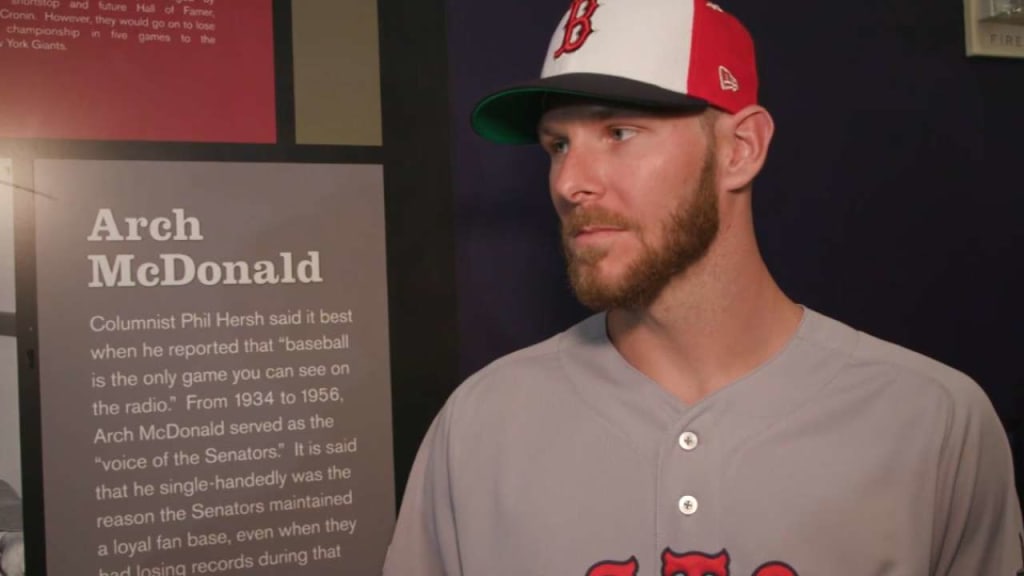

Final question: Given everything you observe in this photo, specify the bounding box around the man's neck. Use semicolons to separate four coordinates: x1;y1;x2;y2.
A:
606;248;802;405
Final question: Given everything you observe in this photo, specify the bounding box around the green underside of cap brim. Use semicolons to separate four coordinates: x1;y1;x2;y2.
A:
472;87;601;145
470;74;711;145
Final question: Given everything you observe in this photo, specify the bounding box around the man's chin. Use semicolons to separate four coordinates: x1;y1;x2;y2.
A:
566;244;609;266
569;268;631;311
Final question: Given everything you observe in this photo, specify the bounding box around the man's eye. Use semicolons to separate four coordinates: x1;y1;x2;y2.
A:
547;139;569;155
610;127;637;141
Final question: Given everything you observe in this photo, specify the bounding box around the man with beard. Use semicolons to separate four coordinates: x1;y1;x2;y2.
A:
383;0;1023;574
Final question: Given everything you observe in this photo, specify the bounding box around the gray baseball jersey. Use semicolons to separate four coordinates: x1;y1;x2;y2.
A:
384;308;1024;575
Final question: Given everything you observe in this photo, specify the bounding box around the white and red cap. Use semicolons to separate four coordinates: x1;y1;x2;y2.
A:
471;0;759;144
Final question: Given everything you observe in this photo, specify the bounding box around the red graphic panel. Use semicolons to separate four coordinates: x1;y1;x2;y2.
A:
0;0;275;143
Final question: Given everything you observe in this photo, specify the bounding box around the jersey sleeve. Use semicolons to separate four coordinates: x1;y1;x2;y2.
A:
931;382;1023;575
383;404;463;576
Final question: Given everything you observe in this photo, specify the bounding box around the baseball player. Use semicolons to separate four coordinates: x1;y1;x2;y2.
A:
383;0;1024;574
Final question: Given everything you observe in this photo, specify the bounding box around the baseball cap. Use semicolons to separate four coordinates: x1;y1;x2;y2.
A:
471;0;759;144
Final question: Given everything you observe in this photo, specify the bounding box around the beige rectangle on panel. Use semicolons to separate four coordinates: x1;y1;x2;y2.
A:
0;159;13;313
0;158;18;499
294;0;383;145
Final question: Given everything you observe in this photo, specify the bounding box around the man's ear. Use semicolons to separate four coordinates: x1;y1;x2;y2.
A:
715;105;774;193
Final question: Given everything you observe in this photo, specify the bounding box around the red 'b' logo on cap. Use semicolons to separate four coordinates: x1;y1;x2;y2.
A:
554;0;599;59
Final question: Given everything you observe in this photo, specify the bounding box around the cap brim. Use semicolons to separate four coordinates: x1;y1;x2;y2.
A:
471;73;709;144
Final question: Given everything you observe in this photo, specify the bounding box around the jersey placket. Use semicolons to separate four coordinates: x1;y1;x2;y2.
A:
656;401;721;560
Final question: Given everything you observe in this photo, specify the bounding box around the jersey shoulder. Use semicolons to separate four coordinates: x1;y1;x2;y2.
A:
438;314;606;426
805;309;999;427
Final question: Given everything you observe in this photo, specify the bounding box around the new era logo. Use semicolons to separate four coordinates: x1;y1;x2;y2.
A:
718;66;739;92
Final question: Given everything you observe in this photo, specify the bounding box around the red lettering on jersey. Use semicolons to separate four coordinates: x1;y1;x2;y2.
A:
586;549;799;576
586;556;638;576
662;548;730;576
751;562;798;576
554;0;599;58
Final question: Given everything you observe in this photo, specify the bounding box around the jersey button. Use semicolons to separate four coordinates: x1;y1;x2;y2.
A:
678;495;699;516
678;431;699;451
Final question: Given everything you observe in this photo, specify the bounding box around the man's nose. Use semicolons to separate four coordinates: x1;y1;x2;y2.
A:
550;145;604;212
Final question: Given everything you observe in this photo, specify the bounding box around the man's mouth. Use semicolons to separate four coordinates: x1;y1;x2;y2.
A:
574;225;624;238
